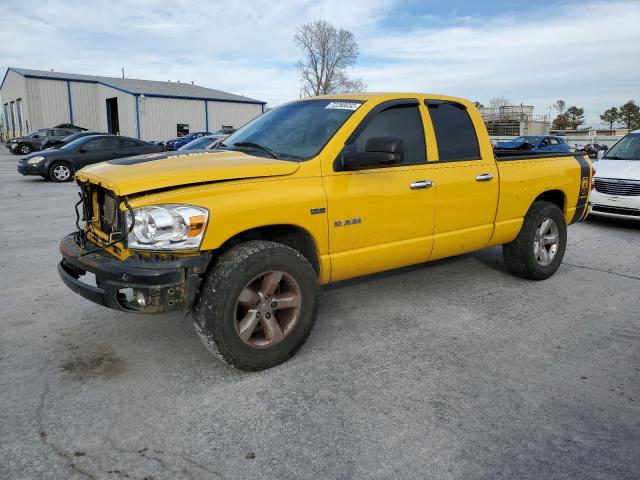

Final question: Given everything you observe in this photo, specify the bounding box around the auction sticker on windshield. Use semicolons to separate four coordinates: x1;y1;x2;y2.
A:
325;101;362;110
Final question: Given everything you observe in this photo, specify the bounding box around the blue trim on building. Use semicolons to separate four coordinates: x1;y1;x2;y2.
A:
66;80;74;123
2;68;267;105
140;92;265;105
135;95;141;139
0;68;12;91
204;100;209;131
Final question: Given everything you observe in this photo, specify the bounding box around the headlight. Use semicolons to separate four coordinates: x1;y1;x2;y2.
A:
125;204;208;250
27;156;45;164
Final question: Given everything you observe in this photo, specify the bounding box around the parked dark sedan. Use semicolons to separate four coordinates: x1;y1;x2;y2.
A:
17;135;163;182
6;127;79;155
41;131;111;150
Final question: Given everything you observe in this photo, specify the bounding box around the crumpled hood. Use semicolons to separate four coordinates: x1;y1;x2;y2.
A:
593;159;640;181
75;150;300;196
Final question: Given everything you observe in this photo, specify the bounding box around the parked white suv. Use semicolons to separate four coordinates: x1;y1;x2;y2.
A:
589;129;640;221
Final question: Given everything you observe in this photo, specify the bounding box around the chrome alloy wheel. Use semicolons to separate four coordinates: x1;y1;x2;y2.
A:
52;164;71;181
533;218;559;267
234;271;302;349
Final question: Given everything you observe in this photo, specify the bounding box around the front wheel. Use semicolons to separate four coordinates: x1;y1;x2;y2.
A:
503;201;567;280
194;240;318;371
48;162;74;182
18;143;32;155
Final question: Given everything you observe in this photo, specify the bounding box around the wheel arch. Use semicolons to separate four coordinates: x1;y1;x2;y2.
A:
213;224;321;275
532;189;566;213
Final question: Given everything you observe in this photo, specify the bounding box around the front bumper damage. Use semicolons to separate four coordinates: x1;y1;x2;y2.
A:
58;233;212;313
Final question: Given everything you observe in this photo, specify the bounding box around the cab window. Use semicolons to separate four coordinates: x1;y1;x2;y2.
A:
426;101;480;161
348;104;426;166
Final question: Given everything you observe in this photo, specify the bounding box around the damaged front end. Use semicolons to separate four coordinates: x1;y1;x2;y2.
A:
58;182;211;314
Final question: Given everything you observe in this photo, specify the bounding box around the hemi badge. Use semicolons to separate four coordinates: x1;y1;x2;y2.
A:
310;208;326;215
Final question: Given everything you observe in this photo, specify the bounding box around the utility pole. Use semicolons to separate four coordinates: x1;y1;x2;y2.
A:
122;67;125;78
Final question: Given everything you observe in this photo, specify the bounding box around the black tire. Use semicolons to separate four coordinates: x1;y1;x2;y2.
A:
18;143;32;155
503;201;567;280
48;161;74;182
194;240;318;371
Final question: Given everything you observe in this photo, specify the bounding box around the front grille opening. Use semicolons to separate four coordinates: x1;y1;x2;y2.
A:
80;184;122;245
97;188;120;235
594;178;640;197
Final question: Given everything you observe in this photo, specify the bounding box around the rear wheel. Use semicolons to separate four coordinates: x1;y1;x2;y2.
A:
503;201;567;280
18;143;32;155
194;240;318;371
49;162;74;182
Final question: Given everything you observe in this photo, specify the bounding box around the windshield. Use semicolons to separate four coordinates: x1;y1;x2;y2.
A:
603;133;640;160
513;136;541;144
179;137;215;150
218;99;364;160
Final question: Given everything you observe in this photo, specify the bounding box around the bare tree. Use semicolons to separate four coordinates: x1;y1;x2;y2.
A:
489;96;511;108
553;99;566;114
295;20;365;96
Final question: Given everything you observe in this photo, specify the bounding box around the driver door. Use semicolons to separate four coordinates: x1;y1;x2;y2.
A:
323;100;437;281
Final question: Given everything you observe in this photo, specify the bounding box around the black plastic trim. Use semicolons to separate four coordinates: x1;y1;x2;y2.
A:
59;233;212;313
571;154;591;224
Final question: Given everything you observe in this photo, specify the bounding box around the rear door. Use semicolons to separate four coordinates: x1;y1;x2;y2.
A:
116;138;147;157
425;100;499;260
323;99;437;281
76;137;121;168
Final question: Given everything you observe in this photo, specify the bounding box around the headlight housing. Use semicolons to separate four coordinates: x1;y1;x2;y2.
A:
27;156;45;164
125;204;209;250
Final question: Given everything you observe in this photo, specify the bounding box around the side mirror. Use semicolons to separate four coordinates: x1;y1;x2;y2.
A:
342;137;404;171
78;148;88;154
33;135;39;139
597;150;605;160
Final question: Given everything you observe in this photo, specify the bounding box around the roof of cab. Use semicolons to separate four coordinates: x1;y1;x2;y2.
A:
310;92;470;103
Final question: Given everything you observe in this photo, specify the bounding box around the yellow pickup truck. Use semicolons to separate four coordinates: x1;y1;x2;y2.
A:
59;93;592;370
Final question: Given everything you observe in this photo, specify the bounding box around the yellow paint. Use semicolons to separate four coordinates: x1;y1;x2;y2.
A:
75;93;591;286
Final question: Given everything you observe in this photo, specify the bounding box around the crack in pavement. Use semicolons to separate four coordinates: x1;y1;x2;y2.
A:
562;262;640;281
106;438;222;480
35;382;98;480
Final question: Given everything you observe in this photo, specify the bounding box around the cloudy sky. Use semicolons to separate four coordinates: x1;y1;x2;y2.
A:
1;0;638;126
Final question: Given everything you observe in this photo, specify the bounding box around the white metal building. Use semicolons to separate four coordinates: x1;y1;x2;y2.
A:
0;67;266;141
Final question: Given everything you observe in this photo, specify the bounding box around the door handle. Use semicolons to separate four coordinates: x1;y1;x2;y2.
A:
410;180;433;190
475;173;494;182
